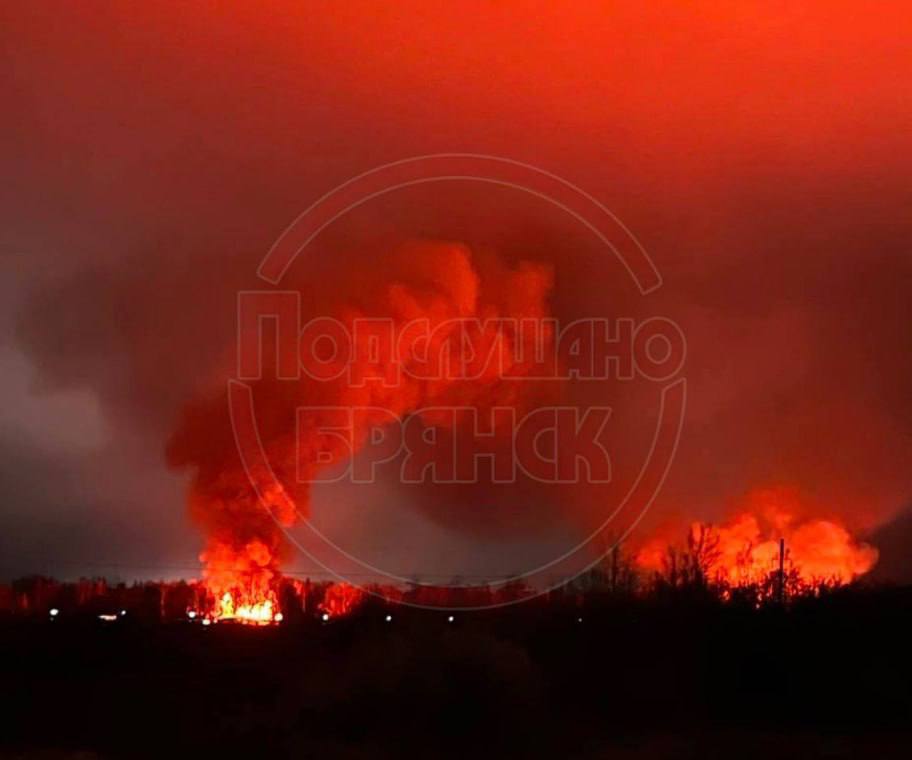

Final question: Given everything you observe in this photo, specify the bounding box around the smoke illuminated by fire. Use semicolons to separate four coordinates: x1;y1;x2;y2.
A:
636;488;878;591
171;239;882;611
215;591;279;625
317;583;365;619
170;242;555;616
198;539;281;624
8;0;912;607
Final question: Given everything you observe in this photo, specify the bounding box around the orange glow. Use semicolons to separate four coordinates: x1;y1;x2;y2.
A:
215;590;278;625
198;538;282;625
318;583;365;619
176;243;556;616
711;512;877;586
637;488;878;592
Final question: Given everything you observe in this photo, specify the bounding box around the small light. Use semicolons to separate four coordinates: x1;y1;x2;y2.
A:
577;617;583;623
385;614;392;622
49;608;59;617
187;610;197;619
274;613;284;622
120;610;127;617
202;618;211;626
321;612;330;622
447;615;455;623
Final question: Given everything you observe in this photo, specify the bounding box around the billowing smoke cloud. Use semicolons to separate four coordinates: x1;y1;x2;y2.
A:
165;241;558;600
3;2;912;581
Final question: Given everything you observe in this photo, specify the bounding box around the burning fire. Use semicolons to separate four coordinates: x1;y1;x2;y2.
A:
198;538;283;624
708;512;877;586
317;582;365;619
214;591;281;625
171;241;881;609
169;243;556;617
637;488;879;591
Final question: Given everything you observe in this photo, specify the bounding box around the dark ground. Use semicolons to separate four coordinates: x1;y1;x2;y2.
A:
2;586;911;759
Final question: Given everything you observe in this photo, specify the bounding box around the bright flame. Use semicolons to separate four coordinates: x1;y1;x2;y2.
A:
637;488;879;592
215;590;278;625
196;538;283;625
710;511;878;586
317;583;365;619
170;244;556;621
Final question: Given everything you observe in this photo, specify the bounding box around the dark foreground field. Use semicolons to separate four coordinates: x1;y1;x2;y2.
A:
3;587;912;759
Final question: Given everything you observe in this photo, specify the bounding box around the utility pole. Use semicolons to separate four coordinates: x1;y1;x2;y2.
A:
610;545;619;594
777;537;786;604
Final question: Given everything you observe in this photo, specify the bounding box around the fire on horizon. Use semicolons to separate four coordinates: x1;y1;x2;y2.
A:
2;2;911;615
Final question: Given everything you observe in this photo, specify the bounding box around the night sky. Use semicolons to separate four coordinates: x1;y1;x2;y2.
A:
2;2;911;582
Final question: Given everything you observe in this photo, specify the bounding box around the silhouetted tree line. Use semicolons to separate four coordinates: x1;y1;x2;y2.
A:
0;528;869;623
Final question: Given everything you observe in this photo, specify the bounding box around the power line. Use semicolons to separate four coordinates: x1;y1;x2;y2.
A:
11;559;550;583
